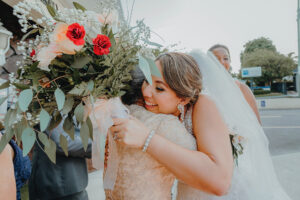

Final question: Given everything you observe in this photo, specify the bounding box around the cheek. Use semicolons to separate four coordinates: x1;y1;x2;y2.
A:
156;93;179;113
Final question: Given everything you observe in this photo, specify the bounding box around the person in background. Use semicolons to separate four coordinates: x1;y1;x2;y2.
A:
29;118;92;200
209;44;261;124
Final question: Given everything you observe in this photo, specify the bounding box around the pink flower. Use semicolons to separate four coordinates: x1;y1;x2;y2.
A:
52;22;84;54
36;43;61;71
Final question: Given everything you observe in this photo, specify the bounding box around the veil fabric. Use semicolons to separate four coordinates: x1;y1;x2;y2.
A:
186;50;291;200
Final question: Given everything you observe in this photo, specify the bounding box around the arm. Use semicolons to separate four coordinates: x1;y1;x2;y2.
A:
235;81;261;124
111;96;233;196
0;135;16;200
146;95;233;195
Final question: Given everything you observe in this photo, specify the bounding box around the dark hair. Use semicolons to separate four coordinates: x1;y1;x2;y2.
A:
156;52;202;105
208;44;231;59
121;66;145;105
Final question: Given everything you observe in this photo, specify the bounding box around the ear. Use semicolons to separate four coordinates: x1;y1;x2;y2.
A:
179;98;191;106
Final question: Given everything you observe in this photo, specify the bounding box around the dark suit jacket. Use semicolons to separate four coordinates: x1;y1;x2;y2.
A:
29;118;92;200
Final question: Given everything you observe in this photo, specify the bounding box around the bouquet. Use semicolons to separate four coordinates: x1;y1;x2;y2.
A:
0;1;160;164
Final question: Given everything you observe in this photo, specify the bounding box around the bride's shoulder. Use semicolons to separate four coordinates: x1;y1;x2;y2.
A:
193;94;219;115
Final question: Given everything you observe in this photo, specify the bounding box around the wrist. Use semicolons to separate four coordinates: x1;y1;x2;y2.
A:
142;130;156;152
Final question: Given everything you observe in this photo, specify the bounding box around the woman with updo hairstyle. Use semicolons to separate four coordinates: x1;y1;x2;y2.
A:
108;52;233;199
209;44;261;124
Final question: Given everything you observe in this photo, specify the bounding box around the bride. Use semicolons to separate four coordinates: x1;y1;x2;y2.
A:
105;52;233;199
111;50;291;199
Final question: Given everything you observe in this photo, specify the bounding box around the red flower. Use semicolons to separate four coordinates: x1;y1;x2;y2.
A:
30;49;36;57
66;23;85;46
92;34;111;55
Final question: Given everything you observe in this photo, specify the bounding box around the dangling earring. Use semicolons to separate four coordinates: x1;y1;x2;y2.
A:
177;104;185;122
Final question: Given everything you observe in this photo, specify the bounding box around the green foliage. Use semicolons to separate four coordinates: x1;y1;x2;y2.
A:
63;116;75;140
240;37;277;62
73;2;87;11
44;139;56;163
0;81;10;89
18;89;33;112
40;109;51;132
62;96;74;115
253;89;271;95
74;103;85;122
59;134;68;156
46;5;56;18
55;88;65;111
80;122;89;151
241;49;297;84
38;132;50;148
21;127;36;156
138;55;152;85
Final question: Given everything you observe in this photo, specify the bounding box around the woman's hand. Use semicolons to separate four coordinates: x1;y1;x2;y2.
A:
110;116;151;149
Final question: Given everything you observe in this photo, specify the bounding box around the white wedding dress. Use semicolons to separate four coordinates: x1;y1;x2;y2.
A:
176;50;291;200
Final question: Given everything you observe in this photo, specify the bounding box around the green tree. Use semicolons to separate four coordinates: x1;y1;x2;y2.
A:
240;37;277;62
241;49;297;85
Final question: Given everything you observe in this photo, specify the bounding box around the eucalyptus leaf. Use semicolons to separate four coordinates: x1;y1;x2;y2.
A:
44;139;56;163
87;80;94;92
80;122;89;151
46;5;56;18
48;112;62;131
0;96;7;106
21;127;36;156
13;83;30;90
145;57;162;77
63;116;75;140
18;89;33;112
0;127;14;153
40;109;51;132
4;108;17;128
14;118;27;145
0;81;10;89
86;116;93;140
55;88;65;111
71;56;92;69
21;28;39;41
62;96;74;115
73;2;87;11
38;132;50;148
74;103;85;122
59;134;68;156
138;55;152;85
68;82;89;96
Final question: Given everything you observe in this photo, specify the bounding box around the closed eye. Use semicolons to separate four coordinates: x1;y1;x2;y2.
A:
156;87;164;92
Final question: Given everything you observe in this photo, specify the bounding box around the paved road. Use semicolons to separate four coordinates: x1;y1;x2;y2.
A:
260;109;300;200
260;109;300;156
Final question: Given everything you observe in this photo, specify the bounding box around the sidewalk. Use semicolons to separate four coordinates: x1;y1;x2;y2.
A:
87;153;299;200
256;97;300;110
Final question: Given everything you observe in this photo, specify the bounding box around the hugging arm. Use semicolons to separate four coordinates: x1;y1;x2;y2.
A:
141;95;233;195
0;135;16;200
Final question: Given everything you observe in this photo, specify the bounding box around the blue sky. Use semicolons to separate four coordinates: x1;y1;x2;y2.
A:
121;0;297;72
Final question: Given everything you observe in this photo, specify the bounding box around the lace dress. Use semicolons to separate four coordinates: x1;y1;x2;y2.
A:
105;105;196;200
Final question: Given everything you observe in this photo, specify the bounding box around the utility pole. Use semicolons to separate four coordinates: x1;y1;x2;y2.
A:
297;0;300;96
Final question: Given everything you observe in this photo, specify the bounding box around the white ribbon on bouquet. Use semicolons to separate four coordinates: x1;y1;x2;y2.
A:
87;97;128;190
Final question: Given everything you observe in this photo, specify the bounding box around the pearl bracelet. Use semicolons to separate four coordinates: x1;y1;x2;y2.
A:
142;130;156;152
